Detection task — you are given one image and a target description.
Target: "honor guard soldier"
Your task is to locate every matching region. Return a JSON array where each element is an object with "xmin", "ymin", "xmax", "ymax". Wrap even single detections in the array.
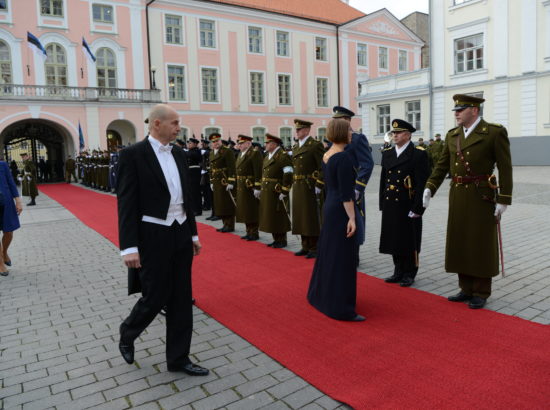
[
  {"xmin": 20, "ymin": 153, "xmax": 38, "ymax": 206},
  {"xmin": 65, "ymin": 155, "xmax": 77, "ymax": 183},
  {"xmin": 109, "ymin": 146, "xmax": 121, "ymax": 193},
  {"xmin": 259, "ymin": 133, "xmax": 293, "ymax": 248},
  {"xmin": 200, "ymin": 139, "xmax": 215, "ymax": 217},
  {"xmin": 291, "ymin": 119, "xmax": 324, "ymax": 259},
  {"xmin": 332, "ymin": 106, "xmax": 374, "ymax": 246},
  {"xmin": 235, "ymin": 135, "xmax": 263, "ymax": 241},
  {"xmin": 379, "ymin": 119, "xmax": 430, "ymax": 287},
  {"xmin": 186, "ymin": 138, "xmax": 203, "ymax": 216},
  {"xmin": 423, "ymin": 94, "xmax": 513, "ymax": 309},
  {"xmin": 209, "ymin": 133, "xmax": 236, "ymax": 232},
  {"xmin": 431, "ymin": 133, "xmax": 444, "ymax": 168}
]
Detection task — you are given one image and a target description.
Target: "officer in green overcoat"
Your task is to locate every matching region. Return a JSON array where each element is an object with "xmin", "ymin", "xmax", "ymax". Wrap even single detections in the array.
[
  {"xmin": 423, "ymin": 94, "xmax": 513, "ymax": 309},
  {"xmin": 235, "ymin": 134, "xmax": 263, "ymax": 241},
  {"xmin": 431, "ymin": 133, "xmax": 444, "ymax": 167},
  {"xmin": 259, "ymin": 133, "xmax": 293, "ymax": 248},
  {"xmin": 209, "ymin": 133, "xmax": 236, "ymax": 232},
  {"xmin": 291, "ymin": 119, "xmax": 324, "ymax": 259},
  {"xmin": 20, "ymin": 153, "xmax": 38, "ymax": 206}
]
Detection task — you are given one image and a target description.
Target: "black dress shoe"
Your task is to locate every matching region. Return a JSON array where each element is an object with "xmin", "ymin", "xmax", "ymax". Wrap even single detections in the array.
[
  {"xmin": 384, "ymin": 275, "xmax": 401, "ymax": 283},
  {"xmin": 160, "ymin": 307, "xmax": 167, "ymax": 316},
  {"xmin": 206, "ymin": 216, "xmax": 214, "ymax": 220},
  {"xmin": 27, "ymin": 201, "xmax": 36, "ymax": 206},
  {"xmin": 240, "ymin": 235, "xmax": 250, "ymax": 240},
  {"xmin": 216, "ymin": 227, "xmax": 224, "ymax": 231},
  {"xmin": 246, "ymin": 235, "xmax": 259, "ymax": 241},
  {"xmin": 468, "ymin": 296, "xmax": 487, "ymax": 309},
  {"xmin": 400, "ymin": 277, "xmax": 414, "ymax": 287},
  {"xmin": 346, "ymin": 314, "xmax": 365, "ymax": 322},
  {"xmin": 267, "ymin": 241, "xmax": 276, "ymax": 247},
  {"xmin": 211, "ymin": 216, "xmax": 221, "ymax": 221},
  {"xmin": 4, "ymin": 259, "xmax": 11, "ymax": 267},
  {"xmin": 294, "ymin": 249, "xmax": 308, "ymax": 256},
  {"xmin": 305, "ymin": 251, "xmax": 317, "ymax": 259},
  {"xmin": 192, "ymin": 298, "xmax": 195, "ymax": 305},
  {"xmin": 220, "ymin": 227, "xmax": 234, "ymax": 233},
  {"xmin": 272, "ymin": 241, "xmax": 287, "ymax": 249},
  {"xmin": 168, "ymin": 362, "xmax": 209, "ymax": 376},
  {"xmin": 119, "ymin": 342, "xmax": 134, "ymax": 364},
  {"xmin": 448, "ymin": 291, "xmax": 473, "ymax": 302}
]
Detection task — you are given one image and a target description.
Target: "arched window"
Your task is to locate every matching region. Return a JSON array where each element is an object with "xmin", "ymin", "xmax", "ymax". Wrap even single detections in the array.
[
  {"xmin": 0, "ymin": 40, "xmax": 12, "ymax": 95},
  {"xmin": 45, "ymin": 43, "xmax": 67, "ymax": 86},
  {"xmin": 252, "ymin": 127, "xmax": 265, "ymax": 144},
  {"xmin": 96, "ymin": 47, "xmax": 117, "ymax": 94}
]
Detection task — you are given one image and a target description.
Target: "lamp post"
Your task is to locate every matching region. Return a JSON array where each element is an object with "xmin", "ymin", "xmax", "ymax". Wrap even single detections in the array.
[{"xmin": 151, "ymin": 66, "xmax": 157, "ymax": 90}]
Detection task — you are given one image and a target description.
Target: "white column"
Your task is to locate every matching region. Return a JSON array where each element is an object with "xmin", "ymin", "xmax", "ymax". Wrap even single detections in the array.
[
  {"xmin": 493, "ymin": 0, "xmax": 508, "ymax": 78},
  {"xmin": 520, "ymin": 78, "xmax": 537, "ymax": 136},
  {"xmin": 341, "ymin": 37, "xmax": 349, "ymax": 108},
  {"xmin": 219, "ymin": 24, "xmax": 231, "ymax": 112},
  {"xmin": 521, "ymin": 0, "xmax": 537, "ymax": 73},
  {"xmin": 544, "ymin": 1, "xmax": 550, "ymax": 69},
  {"xmin": 186, "ymin": 17, "xmax": 200, "ymax": 111},
  {"xmin": 493, "ymin": 82, "xmax": 509, "ymax": 127},
  {"xmin": 430, "ymin": 0, "xmax": 445, "ymax": 87},
  {"xmin": 431, "ymin": 90, "xmax": 446, "ymax": 136},
  {"xmin": 85, "ymin": 106, "xmax": 100, "ymax": 149},
  {"xmin": 130, "ymin": 3, "xmax": 145, "ymax": 89}
]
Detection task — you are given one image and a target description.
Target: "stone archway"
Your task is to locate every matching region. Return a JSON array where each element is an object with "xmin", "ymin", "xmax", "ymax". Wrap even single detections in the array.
[
  {"xmin": 106, "ymin": 119, "xmax": 137, "ymax": 148},
  {"xmin": 1, "ymin": 119, "xmax": 74, "ymax": 182}
]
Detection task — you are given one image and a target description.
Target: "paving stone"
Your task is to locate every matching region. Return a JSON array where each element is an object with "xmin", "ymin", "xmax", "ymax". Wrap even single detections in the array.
[
  {"xmin": 191, "ymin": 390, "xmax": 241, "ymax": 410},
  {"xmin": 267, "ymin": 377, "xmax": 309, "ymax": 399},
  {"xmin": 236, "ymin": 374, "xmax": 279, "ymax": 396},
  {"xmin": 70, "ymin": 378, "xmax": 117, "ymax": 399},
  {"xmin": 23, "ymin": 391, "xmax": 71, "ymax": 410},
  {"xmin": 282, "ymin": 386, "xmax": 324, "ymax": 409},
  {"xmin": 203, "ymin": 372, "xmax": 248, "ymax": 394},
  {"xmin": 158, "ymin": 386, "xmax": 207, "ymax": 409},
  {"xmin": 104, "ymin": 379, "xmax": 150, "ymax": 401},
  {"xmin": 56, "ymin": 392, "xmax": 107, "ymax": 410},
  {"xmin": 128, "ymin": 384, "xmax": 175, "ymax": 407}
]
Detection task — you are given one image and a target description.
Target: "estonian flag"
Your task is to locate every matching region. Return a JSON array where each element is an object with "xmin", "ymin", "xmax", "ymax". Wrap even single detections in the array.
[
  {"xmin": 82, "ymin": 37, "xmax": 96, "ymax": 63},
  {"xmin": 78, "ymin": 121, "xmax": 85, "ymax": 151},
  {"xmin": 27, "ymin": 31, "xmax": 47, "ymax": 59}
]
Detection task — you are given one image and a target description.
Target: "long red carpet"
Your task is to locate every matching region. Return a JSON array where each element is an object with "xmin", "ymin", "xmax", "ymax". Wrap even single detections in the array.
[{"xmin": 40, "ymin": 184, "xmax": 550, "ymax": 409}]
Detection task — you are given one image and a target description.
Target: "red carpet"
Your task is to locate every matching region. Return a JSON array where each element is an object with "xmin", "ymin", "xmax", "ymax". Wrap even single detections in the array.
[{"xmin": 40, "ymin": 184, "xmax": 550, "ymax": 409}]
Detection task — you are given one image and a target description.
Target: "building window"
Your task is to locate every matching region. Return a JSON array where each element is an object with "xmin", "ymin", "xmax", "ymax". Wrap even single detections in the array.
[
  {"xmin": 252, "ymin": 127, "xmax": 265, "ymax": 144},
  {"xmin": 168, "ymin": 65, "xmax": 185, "ymax": 101},
  {"xmin": 41, "ymin": 0, "xmax": 63, "ymax": 16},
  {"xmin": 357, "ymin": 43, "xmax": 367, "ymax": 66},
  {"xmin": 317, "ymin": 127, "xmax": 327, "ymax": 140},
  {"xmin": 199, "ymin": 19, "xmax": 215, "ymax": 48},
  {"xmin": 45, "ymin": 43, "xmax": 67, "ymax": 86},
  {"xmin": 405, "ymin": 100, "xmax": 421, "ymax": 131},
  {"xmin": 399, "ymin": 50, "xmax": 407, "ymax": 71},
  {"xmin": 178, "ymin": 127, "xmax": 188, "ymax": 140},
  {"xmin": 377, "ymin": 104, "xmax": 390, "ymax": 134},
  {"xmin": 316, "ymin": 78, "xmax": 328, "ymax": 107},
  {"xmin": 0, "ymin": 0, "xmax": 7, "ymax": 10},
  {"xmin": 278, "ymin": 74, "xmax": 291, "ymax": 105},
  {"xmin": 165, "ymin": 15, "xmax": 182, "ymax": 44},
  {"xmin": 0, "ymin": 40, "xmax": 12, "ymax": 85},
  {"xmin": 204, "ymin": 127, "xmax": 219, "ymax": 138},
  {"xmin": 96, "ymin": 47, "xmax": 117, "ymax": 89},
  {"xmin": 248, "ymin": 26, "xmax": 262, "ymax": 53},
  {"xmin": 250, "ymin": 72, "xmax": 264, "ymax": 104},
  {"xmin": 315, "ymin": 37, "xmax": 327, "ymax": 61},
  {"xmin": 276, "ymin": 31, "xmax": 289, "ymax": 57},
  {"xmin": 379, "ymin": 47, "xmax": 388, "ymax": 70},
  {"xmin": 201, "ymin": 68, "xmax": 218, "ymax": 102},
  {"xmin": 280, "ymin": 127, "xmax": 292, "ymax": 147},
  {"xmin": 454, "ymin": 33, "xmax": 483, "ymax": 74},
  {"xmin": 93, "ymin": 4, "xmax": 113, "ymax": 23}
]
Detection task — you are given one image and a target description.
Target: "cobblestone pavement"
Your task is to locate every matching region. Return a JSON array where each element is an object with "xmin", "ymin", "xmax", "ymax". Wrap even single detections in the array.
[{"xmin": 1, "ymin": 166, "xmax": 549, "ymax": 409}]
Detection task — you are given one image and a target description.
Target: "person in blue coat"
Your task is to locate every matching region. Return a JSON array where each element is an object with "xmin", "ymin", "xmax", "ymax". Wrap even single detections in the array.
[
  {"xmin": 332, "ymin": 106, "xmax": 374, "ymax": 245},
  {"xmin": 0, "ymin": 160, "xmax": 22, "ymax": 276}
]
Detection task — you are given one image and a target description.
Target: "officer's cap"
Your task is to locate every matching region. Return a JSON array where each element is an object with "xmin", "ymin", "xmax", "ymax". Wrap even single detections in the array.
[
  {"xmin": 391, "ymin": 119, "xmax": 416, "ymax": 133},
  {"xmin": 294, "ymin": 119, "xmax": 313, "ymax": 130},
  {"xmin": 452, "ymin": 94, "xmax": 485, "ymax": 111},
  {"xmin": 228, "ymin": 140, "xmax": 236, "ymax": 146},
  {"xmin": 201, "ymin": 139, "xmax": 210, "ymax": 145},
  {"xmin": 188, "ymin": 138, "xmax": 199, "ymax": 144},
  {"xmin": 221, "ymin": 140, "xmax": 229, "ymax": 146},
  {"xmin": 208, "ymin": 132, "xmax": 222, "ymax": 142},
  {"xmin": 265, "ymin": 133, "xmax": 282, "ymax": 145},
  {"xmin": 332, "ymin": 106, "xmax": 355, "ymax": 118},
  {"xmin": 237, "ymin": 134, "xmax": 252, "ymax": 144}
]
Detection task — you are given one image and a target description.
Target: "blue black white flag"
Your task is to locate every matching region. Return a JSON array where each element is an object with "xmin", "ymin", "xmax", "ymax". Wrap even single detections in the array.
[
  {"xmin": 82, "ymin": 37, "xmax": 96, "ymax": 63},
  {"xmin": 78, "ymin": 121, "xmax": 85, "ymax": 151},
  {"xmin": 27, "ymin": 31, "xmax": 47, "ymax": 60}
]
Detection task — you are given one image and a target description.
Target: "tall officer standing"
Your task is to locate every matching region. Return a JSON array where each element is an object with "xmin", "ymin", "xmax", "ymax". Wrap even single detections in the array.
[
  {"xmin": 186, "ymin": 137, "xmax": 203, "ymax": 216},
  {"xmin": 379, "ymin": 119, "xmax": 430, "ymax": 287},
  {"xmin": 423, "ymin": 94, "xmax": 513, "ymax": 309},
  {"xmin": 209, "ymin": 133, "xmax": 237, "ymax": 232}
]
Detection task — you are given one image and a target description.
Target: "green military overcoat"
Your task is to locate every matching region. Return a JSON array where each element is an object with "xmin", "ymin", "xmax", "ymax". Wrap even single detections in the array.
[
  {"xmin": 235, "ymin": 147, "xmax": 263, "ymax": 223},
  {"xmin": 21, "ymin": 159, "xmax": 38, "ymax": 197},
  {"xmin": 291, "ymin": 137, "xmax": 324, "ymax": 236},
  {"xmin": 431, "ymin": 139, "xmax": 444, "ymax": 168},
  {"xmin": 425, "ymin": 119, "xmax": 513, "ymax": 277},
  {"xmin": 210, "ymin": 145, "xmax": 236, "ymax": 216},
  {"xmin": 259, "ymin": 148, "xmax": 293, "ymax": 233}
]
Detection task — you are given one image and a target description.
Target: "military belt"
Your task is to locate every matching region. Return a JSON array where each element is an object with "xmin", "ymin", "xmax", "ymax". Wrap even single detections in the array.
[
  {"xmin": 236, "ymin": 175, "xmax": 254, "ymax": 180},
  {"xmin": 452, "ymin": 175, "xmax": 490, "ymax": 185},
  {"xmin": 293, "ymin": 174, "xmax": 312, "ymax": 181},
  {"xmin": 211, "ymin": 168, "xmax": 227, "ymax": 174},
  {"xmin": 262, "ymin": 177, "xmax": 279, "ymax": 183}
]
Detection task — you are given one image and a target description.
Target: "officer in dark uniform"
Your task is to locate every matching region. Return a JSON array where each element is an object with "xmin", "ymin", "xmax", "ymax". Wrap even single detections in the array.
[
  {"xmin": 186, "ymin": 137, "xmax": 203, "ymax": 216},
  {"xmin": 200, "ymin": 139, "xmax": 214, "ymax": 217},
  {"xmin": 379, "ymin": 119, "xmax": 430, "ymax": 287},
  {"xmin": 109, "ymin": 146, "xmax": 121, "ymax": 193},
  {"xmin": 209, "ymin": 133, "xmax": 236, "ymax": 232}
]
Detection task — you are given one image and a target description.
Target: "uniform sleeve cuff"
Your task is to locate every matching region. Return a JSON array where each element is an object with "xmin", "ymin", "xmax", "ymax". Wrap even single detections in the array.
[
  {"xmin": 121, "ymin": 247, "xmax": 138, "ymax": 256},
  {"xmin": 192, "ymin": 235, "xmax": 199, "ymax": 242}
]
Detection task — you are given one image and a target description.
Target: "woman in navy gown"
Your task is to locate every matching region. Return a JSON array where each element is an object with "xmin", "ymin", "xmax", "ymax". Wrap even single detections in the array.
[
  {"xmin": 0, "ymin": 160, "xmax": 22, "ymax": 276},
  {"xmin": 307, "ymin": 119, "xmax": 364, "ymax": 322}
]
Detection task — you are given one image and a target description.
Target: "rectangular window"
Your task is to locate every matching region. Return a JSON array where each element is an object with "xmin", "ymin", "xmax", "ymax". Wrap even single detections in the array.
[
  {"xmin": 165, "ymin": 15, "xmax": 182, "ymax": 44},
  {"xmin": 379, "ymin": 47, "xmax": 388, "ymax": 70},
  {"xmin": 248, "ymin": 26, "xmax": 262, "ymax": 53},
  {"xmin": 92, "ymin": 4, "xmax": 113, "ymax": 23},
  {"xmin": 317, "ymin": 127, "xmax": 327, "ymax": 140},
  {"xmin": 377, "ymin": 104, "xmax": 390, "ymax": 134},
  {"xmin": 454, "ymin": 33, "xmax": 483, "ymax": 74},
  {"xmin": 250, "ymin": 72, "xmax": 264, "ymax": 104},
  {"xmin": 205, "ymin": 127, "xmax": 219, "ymax": 137},
  {"xmin": 315, "ymin": 37, "xmax": 327, "ymax": 61},
  {"xmin": 0, "ymin": 0, "xmax": 8, "ymax": 10},
  {"xmin": 316, "ymin": 78, "xmax": 328, "ymax": 107},
  {"xmin": 252, "ymin": 127, "xmax": 266, "ymax": 143},
  {"xmin": 200, "ymin": 19, "xmax": 215, "ymax": 48},
  {"xmin": 278, "ymin": 74, "xmax": 291, "ymax": 105},
  {"xmin": 41, "ymin": 0, "xmax": 63, "ymax": 16},
  {"xmin": 357, "ymin": 43, "xmax": 367, "ymax": 66},
  {"xmin": 405, "ymin": 100, "xmax": 421, "ymax": 131},
  {"xmin": 280, "ymin": 127, "xmax": 292, "ymax": 147},
  {"xmin": 201, "ymin": 68, "xmax": 218, "ymax": 102},
  {"xmin": 399, "ymin": 50, "xmax": 407, "ymax": 71},
  {"xmin": 168, "ymin": 65, "xmax": 185, "ymax": 101},
  {"xmin": 276, "ymin": 31, "xmax": 289, "ymax": 57}
]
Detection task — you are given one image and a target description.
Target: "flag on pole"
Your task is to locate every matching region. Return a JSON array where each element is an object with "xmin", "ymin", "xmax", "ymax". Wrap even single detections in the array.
[
  {"xmin": 78, "ymin": 121, "xmax": 85, "ymax": 151},
  {"xmin": 27, "ymin": 31, "xmax": 47, "ymax": 60},
  {"xmin": 82, "ymin": 37, "xmax": 96, "ymax": 63}
]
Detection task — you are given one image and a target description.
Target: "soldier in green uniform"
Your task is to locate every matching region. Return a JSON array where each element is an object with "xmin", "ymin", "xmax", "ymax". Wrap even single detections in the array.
[
  {"xmin": 65, "ymin": 155, "xmax": 77, "ymax": 183},
  {"xmin": 20, "ymin": 153, "xmax": 38, "ymax": 206},
  {"xmin": 259, "ymin": 133, "xmax": 293, "ymax": 248},
  {"xmin": 209, "ymin": 133, "xmax": 237, "ymax": 232},
  {"xmin": 431, "ymin": 133, "xmax": 444, "ymax": 168},
  {"xmin": 423, "ymin": 94, "xmax": 513, "ymax": 309},
  {"xmin": 416, "ymin": 138, "xmax": 427, "ymax": 149},
  {"xmin": 291, "ymin": 119, "xmax": 324, "ymax": 259},
  {"xmin": 235, "ymin": 135, "xmax": 263, "ymax": 241}
]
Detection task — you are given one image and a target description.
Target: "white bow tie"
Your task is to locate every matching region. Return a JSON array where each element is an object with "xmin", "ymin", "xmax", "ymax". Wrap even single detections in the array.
[{"xmin": 159, "ymin": 145, "xmax": 172, "ymax": 153}]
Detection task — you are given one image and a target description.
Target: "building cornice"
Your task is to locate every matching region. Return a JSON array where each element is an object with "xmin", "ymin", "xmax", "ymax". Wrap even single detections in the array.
[
  {"xmin": 432, "ymin": 70, "xmax": 550, "ymax": 92},
  {"xmin": 448, "ymin": 17, "xmax": 489, "ymax": 32}
]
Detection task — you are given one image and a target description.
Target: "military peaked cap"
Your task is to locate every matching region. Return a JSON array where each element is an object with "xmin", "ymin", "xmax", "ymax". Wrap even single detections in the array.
[
  {"xmin": 237, "ymin": 134, "xmax": 252, "ymax": 144},
  {"xmin": 391, "ymin": 119, "xmax": 416, "ymax": 133},
  {"xmin": 208, "ymin": 132, "xmax": 222, "ymax": 142},
  {"xmin": 188, "ymin": 138, "xmax": 199, "ymax": 144},
  {"xmin": 332, "ymin": 106, "xmax": 355, "ymax": 118},
  {"xmin": 452, "ymin": 94, "xmax": 485, "ymax": 111},
  {"xmin": 294, "ymin": 119, "xmax": 313, "ymax": 129},
  {"xmin": 265, "ymin": 133, "xmax": 282, "ymax": 144}
]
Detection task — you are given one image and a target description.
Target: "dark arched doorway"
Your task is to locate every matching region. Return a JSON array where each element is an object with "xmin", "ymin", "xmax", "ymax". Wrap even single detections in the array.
[
  {"xmin": 1, "ymin": 119, "xmax": 71, "ymax": 182},
  {"xmin": 106, "ymin": 130, "xmax": 122, "ymax": 152}
]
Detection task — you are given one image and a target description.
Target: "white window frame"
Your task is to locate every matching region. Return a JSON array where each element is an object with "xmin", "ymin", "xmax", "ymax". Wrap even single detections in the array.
[
  {"xmin": 200, "ymin": 66, "xmax": 219, "ymax": 104},
  {"xmin": 315, "ymin": 37, "xmax": 328, "ymax": 61},
  {"xmin": 92, "ymin": 3, "xmax": 114, "ymax": 24},
  {"xmin": 252, "ymin": 126, "xmax": 266, "ymax": 143},
  {"xmin": 317, "ymin": 127, "xmax": 327, "ymax": 140},
  {"xmin": 37, "ymin": 0, "xmax": 67, "ymax": 29},
  {"xmin": 377, "ymin": 104, "xmax": 390, "ymax": 134},
  {"xmin": 378, "ymin": 46, "xmax": 388, "ymax": 70},
  {"xmin": 166, "ymin": 64, "xmax": 187, "ymax": 102},
  {"xmin": 277, "ymin": 73, "xmax": 292, "ymax": 106},
  {"xmin": 203, "ymin": 127, "xmax": 221, "ymax": 138},
  {"xmin": 357, "ymin": 43, "xmax": 367, "ymax": 67},
  {"xmin": 398, "ymin": 49, "xmax": 408, "ymax": 72},
  {"xmin": 247, "ymin": 26, "xmax": 263, "ymax": 54},
  {"xmin": 165, "ymin": 14, "xmax": 184, "ymax": 45},
  {"xmin": 199, "ymin": 19, "xmax": 217, "ymax": 49},
  {"xmin": 276, "ymin": 30, "xmax": 290, "ymax": 57},
  {"xmin": 40, "ymin": 0, "xmax": 63, "ymax": 17},
  {"xmin": 279, "ymin": 126, "xmax": 293, "ymax": 147},
  {"xmin": 249, "ymin": 70, "xmax": 265, "ymax": 105},
  {"xmin": 454, "ymin": 33, "xmax": 484, "ymax": 74},
  {"xmin": 405, "ymin": 100, "xmax": 421, "ymax": 131},
  {"xmin": 316, "ymin": 76, "xmax": 329, "ymax": 108},
  {"xmin": 0, "ymin": 0, "xmax": 7, "ymax": 10}
]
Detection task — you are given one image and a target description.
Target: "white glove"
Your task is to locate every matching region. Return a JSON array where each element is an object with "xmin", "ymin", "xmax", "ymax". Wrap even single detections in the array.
[
  {"xmin": 494, "ymin": 203, "xmax": 508, "ymax": 218},
  {"xmin": 226, "ymin": 184, "xmax": 234, "ymax": 191},
  {"xmin": 355, "ymin": 190, "xmax": 361, "ymax": 201},
  {"xmin": 315, "ymin": 187, "xmax": 322, "ymax": 195},
  {"xmin": 278, "ymin": 193, "xmax": 287, "ymax": 201},
  {"xmin": 253, "ymin": 189, "xmax": 261, "ymax": 199},
  {"xmin": 210, "ymin": 184, "xmax": 213, "ymax": 191},
  {"xmin": 422, "ymin": 188, "xmax": 431, "ymax": 208},
  {"xmin": 408, "ymin": 211, "xmax": 421, "ymax": 218}
]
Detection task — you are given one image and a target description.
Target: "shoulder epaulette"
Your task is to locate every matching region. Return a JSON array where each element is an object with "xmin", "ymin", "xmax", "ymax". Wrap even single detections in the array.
[
  {"xmin": 489, "ymin": 122, "xmax": 503, "ymax": 128},
  {"xmin": 382, "ymin": 147, "xmax": 393, "ymax": 152},
  {"xmin": 448, "ymin": 126, "xmax": 459, "ymax": 133},
  {"xmin": 416, "ymin": 146, "xmax": 425, "ymax": 151}
]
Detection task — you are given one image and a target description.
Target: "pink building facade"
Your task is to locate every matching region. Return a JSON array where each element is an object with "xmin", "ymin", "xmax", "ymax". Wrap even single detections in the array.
[{"xmin": 0, "ymin": 0, "xmax": 422, "ymax": 176}]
